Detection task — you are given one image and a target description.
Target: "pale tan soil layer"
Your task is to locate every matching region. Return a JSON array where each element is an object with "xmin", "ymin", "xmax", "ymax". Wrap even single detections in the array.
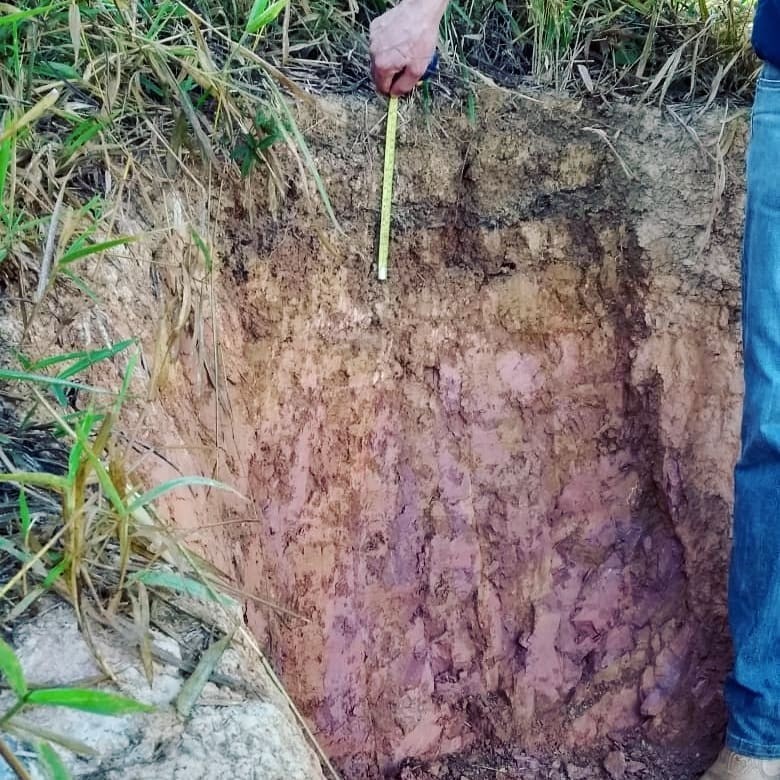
[{"xmin": 5, "ymin": 88, "xmax": 747, "ymax": 778}]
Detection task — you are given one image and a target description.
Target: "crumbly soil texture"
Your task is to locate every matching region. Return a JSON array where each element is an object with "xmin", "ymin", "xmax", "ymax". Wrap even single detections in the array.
[
  {"xmin": 395, "ymin": 737, "xmax": 708, "ymax": 779},
  {"xmin": 6, "ymin": 87, "xmax": 748, "ymax": 779}
]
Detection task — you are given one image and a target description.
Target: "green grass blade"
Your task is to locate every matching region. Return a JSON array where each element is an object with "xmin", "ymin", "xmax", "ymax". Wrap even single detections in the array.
[
  {"xmin": 35, "ymin": 62, "xmax": 80, "ymax": 81},
  {"xmin": 25, "ymin": 347, "xmax": 100, "ymax": 372},
  {"xmin": 447, "ymin": 1, "xmax": 472, "ymax": 24},
  {"xmin": 7, "ymin": 719, "xmax": 97, "ymax": 757},
  {"xmin": 58, "ymin": 269, "xmax": 100, "ymax": 303},
  {"xmin": 0, "ymin": 3, "xmax": 65, "ymax": 26},
  {"xmin": 271, "ymin": 92, "xmax": 341, "ymax": 232},
  {"xmin": 147, "ymin": 1, "xmax": 184, "ymax": 39},
  {"xmin": 4, "ymin": 587, "xmax": 46, "ymax": 624},
  {"xmin": 57, "ymin": 341, "xmax": 136, "ymax": 381},
  {"xmin": 128, "ymin": 570, "xmax": 236, "ymax": 606},
  {"xmin": 70, "ymin": 437, "xmax": 126, "ymax": 518},
  {"xmin": 0, "ymin": 472, "xmax": 69, "ymax": 492},
  {"xmin": 176, "ymin": 633, "xmax": 233, "ymax": 718},
  {"xmin": 36, "ymin": 742, "xmax": 71, "ymax": 780},
  {"xmin": 67, "ymin": 420, "xmax": 87, "ymax": 482},
  {"xmin": 0, "ymin": 369, "xmax": 113, "ymax": 396},
  {"xmin": 247, "ymin": 0, "xmax": 287, "ymax": 33},
  {"xmin": 114, "ymin": 349, "xmax": 140, "ymax": 416},
  {"xmin": 25, "ymin": 688, "xmax": 154, "ymax": 716},
  {"xmin": 58, "ymin": 236, "xmax": 137, "ymax": 267},
  {"xmin": 0, "ymin": 136, "xmax": 12, "ymax": 205},
  {"xmin": 190, "ymin": 229, "xmax": 213, "ymax": 272},
  {"xmin": 18, "ymin": 489, "xmax": 31, "ymax": 540},
  {"xmin": 127, "ymin": 476, "xmax": 245, "ymax": 512},
  {"xmin": 29, "ymin": 339, "xmax": 135, "ymax": 372},
  {"xmin": 62, "ymin": 118, "xmax": 106, "ymax": 162},
  {"xmin": 41, "ymin": 557, "xmax": 68, "ymax": 589},
  {"xmin": 246, "ymin": 0, "xmax": 269, "ymax": 25},
  {"xmin": 0, "ymin": 637, "xmax": 27, "ymax": 698},
  {"xmin": 68, "ymin": 409, "xmax": 101, "ymax": 480},
  {"xmin": 0, "ymin": 537, "xmax": 33, "ymax": 565}
]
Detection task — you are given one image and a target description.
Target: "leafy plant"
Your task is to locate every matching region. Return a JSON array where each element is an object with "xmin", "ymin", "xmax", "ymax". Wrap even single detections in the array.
[
  {"xmin": 0, "ymin": 353, "xmax": 252, "ymax": 774},
  {"xmin": 0, "ymin": 357, "xmax": 245, "ymax": 614},
  {"xmin": 231, "ymin": 109, "xmax": 286, "ymax": 177},
  {"xmin": 17, "ymin": 340, "xmax": 137, "ymax": 407}
]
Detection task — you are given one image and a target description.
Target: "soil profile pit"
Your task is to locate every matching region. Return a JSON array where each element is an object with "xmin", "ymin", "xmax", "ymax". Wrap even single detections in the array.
[{"xmin": 75, "ymin": 90, "xmax": 747, "ymax": 778}]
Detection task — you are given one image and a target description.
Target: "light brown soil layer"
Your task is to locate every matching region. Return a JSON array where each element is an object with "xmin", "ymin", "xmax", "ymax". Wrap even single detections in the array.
[{"xmin": 7, "ymin": 88, "xmax": 748, "ymax": 778}]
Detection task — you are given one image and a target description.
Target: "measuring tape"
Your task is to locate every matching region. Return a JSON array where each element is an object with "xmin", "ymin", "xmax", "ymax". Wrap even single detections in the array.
[
  {"xmin": 376, "ymin": 54, "xmax": 438, "ymax": 282},
  {"xmin": 377, "ymin": 95, "xmax": 398, "ymax": 282}
]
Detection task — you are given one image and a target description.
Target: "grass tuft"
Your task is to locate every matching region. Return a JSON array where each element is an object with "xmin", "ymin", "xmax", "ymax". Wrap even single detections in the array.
[{"xmin": 436, "ymin": 0, "xmax": 757, "ymax": 97}]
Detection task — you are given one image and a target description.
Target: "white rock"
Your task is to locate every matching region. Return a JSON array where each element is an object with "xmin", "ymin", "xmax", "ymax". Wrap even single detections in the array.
[{"xmin": 2, "ymin": 603, "xmax": 325, "ymax": 779}]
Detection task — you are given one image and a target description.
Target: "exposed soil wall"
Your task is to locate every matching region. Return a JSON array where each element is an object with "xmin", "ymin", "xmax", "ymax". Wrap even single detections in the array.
[{"xmin": 7, "ymin": 88, "xmax": 748, "ymax": 778}]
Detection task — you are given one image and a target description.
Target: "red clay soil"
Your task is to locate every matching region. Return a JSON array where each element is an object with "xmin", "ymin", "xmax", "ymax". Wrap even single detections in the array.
[
  {"xmin": 11, "ymin": 88, "xmax": 748, "ymax": 778},
  {"xmin": 225, "ymin": 93, "xmax": 744, "ymax": 778}
]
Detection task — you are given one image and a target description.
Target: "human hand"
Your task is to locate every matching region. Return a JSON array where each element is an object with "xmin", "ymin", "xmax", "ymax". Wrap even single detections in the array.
[{"xmin": 369, "ymin": 0, "xmax": 446, "ymax": 96}]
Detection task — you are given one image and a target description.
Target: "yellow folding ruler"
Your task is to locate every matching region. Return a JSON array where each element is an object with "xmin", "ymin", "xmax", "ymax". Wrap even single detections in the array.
[
  {"xmin": 377, "ymin": 94, "xmax": 399, "ymax": 282},
  {"xmin": 376, "ymin": 54, "xmax": 438, "ymax": 282}
]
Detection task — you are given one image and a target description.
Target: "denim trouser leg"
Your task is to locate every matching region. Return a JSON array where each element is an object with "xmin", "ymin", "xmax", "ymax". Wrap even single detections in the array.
[{"xmin": 725, "ymin": 62, "xmax": 780, "ymax": 759}]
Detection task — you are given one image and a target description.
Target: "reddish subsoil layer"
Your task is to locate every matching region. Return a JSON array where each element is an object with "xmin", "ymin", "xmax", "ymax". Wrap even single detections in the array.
[{"xmin": 209, "ymin": 92, "xmax": 744, "ymax": 778}]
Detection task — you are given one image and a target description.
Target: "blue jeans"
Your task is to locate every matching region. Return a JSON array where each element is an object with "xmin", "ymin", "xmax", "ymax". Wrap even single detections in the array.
[{"xmin": 725, "ymin": 61, "xmax": 780, "ymax": 758}]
